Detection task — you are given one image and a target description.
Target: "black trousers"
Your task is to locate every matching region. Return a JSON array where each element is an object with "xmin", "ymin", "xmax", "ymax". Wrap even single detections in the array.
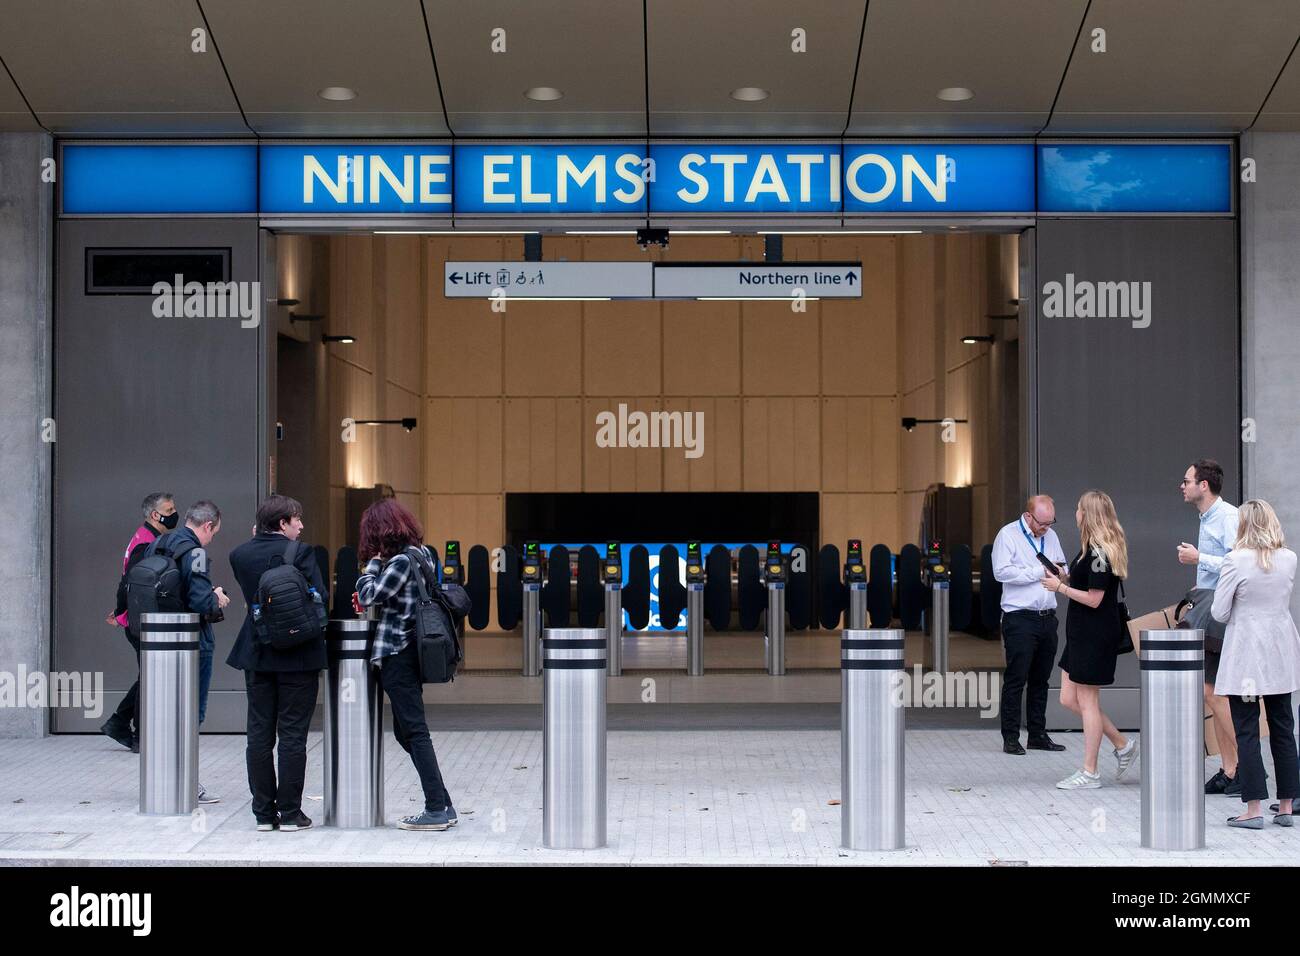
[
  {"xmin": 380, "ymin": 641, "xmax": 451, "ymax": 813},
  {"xmin": 1000, "ymin": 610, "xmax": 1059, "ymax": 741},
  {"xmin": 1228, "ymin": 692, "xmax": 1300, "ymax": 804},
  {"xmin": 111, "ymin": 630, "xmax": 141, "ymax": 731},
  {"xmin": 244, "ymin": 669, "xmax": 319, "ymax": 822}
]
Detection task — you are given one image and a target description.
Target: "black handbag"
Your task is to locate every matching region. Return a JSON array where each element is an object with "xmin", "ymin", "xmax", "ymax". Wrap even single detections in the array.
[
  {"xmin": 1180, "ymin": 586, "xmax": 1226, "ymax": 652},
  {"xmin": 405, "ymin": 547, "xmax": 462, "ymax": 684},
  {"xmin": 1116, "ymin": 579, "xmax": 1134, "ymax": 655}
]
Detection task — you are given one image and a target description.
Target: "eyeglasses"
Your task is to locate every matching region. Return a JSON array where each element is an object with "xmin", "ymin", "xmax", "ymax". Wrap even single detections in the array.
[
  {"xmin": 1179, "ymin": 479, "xmax": 1199, "ymax": 487},
  {"xmin": 1029, "ymin": 516, "xmax": 1055, "ymax": 527}
]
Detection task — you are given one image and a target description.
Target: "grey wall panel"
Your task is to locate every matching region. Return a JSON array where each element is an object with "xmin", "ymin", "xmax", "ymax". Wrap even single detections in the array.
[
  {"xmin": 1034, "ymin": 218, "xmax": 1239, "ymax": 729},
  {"xmin": 54, "ymin": 218, "xmax": 263, "ymax": 732}
]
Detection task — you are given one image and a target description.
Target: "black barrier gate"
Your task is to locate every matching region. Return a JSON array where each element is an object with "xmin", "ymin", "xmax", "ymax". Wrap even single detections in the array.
[
  {"xmin": 331, "ymin": 545, "xmax": 359, "ymax": 619},
  {"xmin": 542, "ymin": 544, "xmax": 571, "ymax": 628},
  {"xmin": 576, "ymin": 544, "xmax": 602, "ymax": 627},
  {"xmin": 898, "ymin": 544, "xmax": 924, "ymax": 631},
  {"xmin": 787, "ymin": 543, "xmax": 811, "ymax": 630},
  {"xmin": 979, "ymin": 543, "xmax": 1001, "ymax": 638},
  {"xmin": 624, "ymin": 544, "xmax": 650, "ymax": 631},
  {"xmin": 496, "ymin": 545, "xmax": 522, "ymax": 631},
  {"xmin": 704, "ymin": 544, "xmax": 731, "ymax": 631},
  {"xmin": 950, "ymin": 543, "xmax": 973, "ymax": 632},
  {"xmin": 737, "ymin": 544, "xmax": 762, "ymax": 631},
  {"xmin": 658, "ymin": 545, "xmax": 687, "ymax": 629},
  {"xmin": 867, "ymin": 544, "xmax": 892, "ymax": 628},
  {"xmin": 818, "ymin": 543, "xmax": 846, "ymax": 629},
  {"xmin": 467, "ymin": 545, "xmax": 490, "ymax": 630}
]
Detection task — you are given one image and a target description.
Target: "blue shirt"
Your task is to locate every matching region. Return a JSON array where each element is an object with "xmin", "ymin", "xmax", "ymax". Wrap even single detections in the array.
[{"xmin": 1196, "ymin": 497, "xmax": 1239, "ymax": 589}]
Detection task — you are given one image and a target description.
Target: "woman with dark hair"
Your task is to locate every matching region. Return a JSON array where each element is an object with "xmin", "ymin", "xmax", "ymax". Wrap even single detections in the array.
[{"xmin": 355, "ymin": 498, "xmax": 455, "ymax": 832}]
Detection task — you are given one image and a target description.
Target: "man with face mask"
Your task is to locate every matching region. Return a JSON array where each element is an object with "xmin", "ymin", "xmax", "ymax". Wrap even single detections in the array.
[{"xmin": 101, "ymin": 492, "xmax": 179, "ymax": 751}]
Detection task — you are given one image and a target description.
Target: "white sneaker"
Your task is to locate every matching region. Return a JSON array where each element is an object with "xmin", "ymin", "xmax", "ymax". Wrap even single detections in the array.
[
  {"xmin": 1114, "ymin": 739, "xmax": 1139, "ymax": 779},
  {"xmin": 197, "ymin": 782, "xmax": 220, "ymax": 805},
  {"xmin": 1056, "ymin": 769, "xmax": 1101, "ymax": 790}
]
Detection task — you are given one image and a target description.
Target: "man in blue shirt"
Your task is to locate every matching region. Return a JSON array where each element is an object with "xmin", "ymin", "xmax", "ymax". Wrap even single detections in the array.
[{"xmin": 1178, "ymin": 458, "xmax": 1241, "ymax": 794}]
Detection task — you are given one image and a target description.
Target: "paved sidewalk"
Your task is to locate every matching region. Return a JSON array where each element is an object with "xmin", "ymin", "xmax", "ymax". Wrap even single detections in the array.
[{"xmin": 0, "ymin": 729, "xmax": 1293, "ymax": 866}]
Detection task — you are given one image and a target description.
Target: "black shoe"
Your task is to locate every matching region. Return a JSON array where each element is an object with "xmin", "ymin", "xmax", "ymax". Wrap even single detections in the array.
[
  {"xmin": 1205, "ymin": 769, "xmax": 1230, "ymax": 794},
  {"xmin": 1003, "ymin": 738, "xmax": 1026, "ymax": 755},
  {"xmin": 1223, "ymin": 774, "xmax": 1242, "ymax": 796},
  {"xmin": 1027, "ymin": 735, "xmax": 1066, "ymax": 752},
  {"xmin": 279, "ymin": 811, "xmax": 313, "ymax": 832},
  {"xmin": 130, "ymin": 735, "xmax": 139, "ymax": 753},
  {"xmin": 99, "ymin": 715, "xmax": 134, "ymax": 751}
]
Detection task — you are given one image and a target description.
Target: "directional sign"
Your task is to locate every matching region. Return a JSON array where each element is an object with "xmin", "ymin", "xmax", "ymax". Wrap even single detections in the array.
[
  {"xmin": 652, "ymin": 263, "xmax": 861, "ymax": 299},
  {"xmin": 444, "ymin": 261, "xmax": 653, "ymax": 298}
]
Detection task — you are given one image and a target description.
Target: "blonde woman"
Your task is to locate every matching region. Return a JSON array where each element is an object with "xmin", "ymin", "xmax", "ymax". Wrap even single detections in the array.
[
  {"xmin": 1042, "ymin": 490, "xmax": 1137, "ymax": 789},
  {"xmin": 1210, "ymin": 499, "xmax": 1300, "ymax": 829}
]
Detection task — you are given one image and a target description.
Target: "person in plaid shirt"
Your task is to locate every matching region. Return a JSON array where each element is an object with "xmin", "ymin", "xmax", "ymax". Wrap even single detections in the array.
[{"xmin": 356, "ymin": 499, "xmax": 456, "ymax": 832}]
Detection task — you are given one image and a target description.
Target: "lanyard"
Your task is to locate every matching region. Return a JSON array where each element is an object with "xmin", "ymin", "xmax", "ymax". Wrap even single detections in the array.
[{"xmin": 1020, "ymin": 518, "xmax": 1044, "ymax": 554}]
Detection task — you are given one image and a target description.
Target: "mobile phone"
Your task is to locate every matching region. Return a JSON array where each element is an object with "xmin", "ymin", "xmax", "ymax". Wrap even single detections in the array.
[{"xmin": 1034, "ymin": 551, "xmax": 1063, "ymax": 575}]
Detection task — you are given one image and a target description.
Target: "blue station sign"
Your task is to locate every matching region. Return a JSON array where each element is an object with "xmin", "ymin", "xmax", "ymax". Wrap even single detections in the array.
[{"xmin": 59, "ymin": 141, "xmax": 1232, "ymax": 217}]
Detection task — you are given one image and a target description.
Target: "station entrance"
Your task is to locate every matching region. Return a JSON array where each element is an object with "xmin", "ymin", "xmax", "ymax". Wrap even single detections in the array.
[{"xmin": 267, "ymin": 228, "xmax": 1023, "ymax": 701}]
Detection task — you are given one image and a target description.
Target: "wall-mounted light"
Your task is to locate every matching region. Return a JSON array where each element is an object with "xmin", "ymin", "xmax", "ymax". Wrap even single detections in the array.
[
  {"xmin": 276, "ymin": 297, "xmax": 300, "ymax": 307},
  {"xmin": 322, "ymin": 334, "xmax": 356, "ymax": 344},
  {"xmin": 289, "ymin": 312, "xmax": 324, "ymax": 325},
  {"xmin": 986, "ymin": 313, "xmax": 1017, "ymax": 321},
  {"xmin": 901, "ymin": 417, "xmax": 969, "ymax": 432},
  {"xmin": 961, "ymin": 334, "xmax": 995, "ymax": 345},
  {"xmin": 353, "ymin": 418, "xmax": 418, "ymax": 432}
]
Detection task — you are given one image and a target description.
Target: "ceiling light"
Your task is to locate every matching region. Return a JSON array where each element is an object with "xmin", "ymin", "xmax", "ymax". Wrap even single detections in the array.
[
  {"xmin": 322, "ymin": 334, "xmax": 356, "ymax": 344},
  {"xmin": 318, "ymin": 87, "xmax": 357, "ymax": 101},
  {"xmin": 937, "ymin": 87, "xmax": 974, "ymax": 102},
  {"xmin": 565, "ymin": 231, "xmax": 639, "ymax": 235},
  {"xmin": 731, "ymin": 87, "xmax": 770, "ymax": 102},
  {"xmin": 961, "ymin": 335, "xmax": 995, "ymax": 345},
  {"xmin": 525, "ymin": 86, "xmax": 563, "ymax": 101},
  {"xmin": 372, "ymin": 230, "xmax": 534, "ymax": 235},
  {"xmin": 757, "ymin": 230, "xmax": 922, "ymax": 235},
  {"xmin": 672, "ymin": 230, "xmax": 731, "ymax": 235}
]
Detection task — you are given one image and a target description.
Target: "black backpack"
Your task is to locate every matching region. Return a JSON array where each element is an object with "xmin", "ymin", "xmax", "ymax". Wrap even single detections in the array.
[
  {"xmin": 114, "ymin": 539, "xmax": 154, "ymax": 622},
  {"xmin": 125, "ymin": 538, "xmax": 198, "ymax": 633},
  {"xmin": 405, "ymin": 547, "xmax": 468, "ymax": 684},
  {"xmin": 252, "ymin": 541, "xmax": 327, "ymax": 650}
]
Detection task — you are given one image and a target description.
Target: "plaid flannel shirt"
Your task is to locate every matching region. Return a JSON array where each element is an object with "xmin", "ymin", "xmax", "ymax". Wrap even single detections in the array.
[{"xmin": 356, "ymin": 552, "xmax": 419, "ymax": 663}]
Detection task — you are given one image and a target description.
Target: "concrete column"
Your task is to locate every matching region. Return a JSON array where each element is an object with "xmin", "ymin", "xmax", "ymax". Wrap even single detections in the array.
[
  {"xmin": 1241, "ymin": 131, "xmax": 1300, "ymax": 620},
  {"xmin": 0, "ymin": 132, "xmax": 53, "ymax": 737}
]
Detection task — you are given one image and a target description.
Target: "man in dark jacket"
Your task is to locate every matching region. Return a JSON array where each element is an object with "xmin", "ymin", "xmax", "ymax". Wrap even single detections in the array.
[
  {"xmin": 227, "ymin": 495, "xmax": 327, "ymax": 832},
  {"xmin": 145, "ymin": 499, "xmax": 228, "ymax": 803}
]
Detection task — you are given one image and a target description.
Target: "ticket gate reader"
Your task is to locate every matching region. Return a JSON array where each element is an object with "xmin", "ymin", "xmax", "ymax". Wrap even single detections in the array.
[
  {"xmin": 923, "ymin": 540, "xmax": 950, "ymax": 674},
  {"xmin": 602, "ymin": 542, "xmax": 623, "ymax": 677},
  {"xmin": 845, "ymin": 539, "xmax": 867, "ymax": 630},
  {"xmin": 522, "ymin": 540, "xmax": 543, "ymax": 676},
  {"xmin": 686, "ymin": 540, "xmax": 705, "ymax": 676},
  {"xmin": 763, "ymin": 541, "xmax": 787, "ymax": 675},
  {"xmin": 441, "ymin": 539, "xmax": 467, "ymax": 657}
]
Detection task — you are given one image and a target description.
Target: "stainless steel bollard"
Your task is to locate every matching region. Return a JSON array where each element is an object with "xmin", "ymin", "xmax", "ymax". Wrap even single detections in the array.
[
  {"xmin": 604, "ymin": 583, "xmax": 623, "ymax": 677},
  {"xmin": 848, "ymin": 581, "xmax": 867, "ymax": 630},
  {"xmin": 138, "ymin": 612, "xmax": 200, "ymax": 816},
  {"xmin": 323, "ymin": 619, "xmax": 384, "ymax": 828},
  {"xmin": 522, "ymin": 581, "xmax": 542, "ymax": 676},
  {"xmin": 765, "ymin": 582, "xmax": 786, "ymax": 676},
  {"xmin": 924, "ymin": 579, "xmax": 950, "ymax": 674},
  {"xmin": 841, "ymin": 628, "xmax": 906, "ymax": 850},
  {"xmin": 1141, "ymin": 628, "xmax": 1205, "ymax": 850},
  {"xmin": 687, "ymin": 583, "xmax": 704, "ymax": 676},
  {"xmin": 543, "ymin": 628, "xmax": 607, "ymax": 849}
]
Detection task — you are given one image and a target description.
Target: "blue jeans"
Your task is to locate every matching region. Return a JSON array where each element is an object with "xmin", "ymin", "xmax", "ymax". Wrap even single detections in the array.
[{"xmin": 198, "ymin": 635, "xmax": 214, "ymax": 725}]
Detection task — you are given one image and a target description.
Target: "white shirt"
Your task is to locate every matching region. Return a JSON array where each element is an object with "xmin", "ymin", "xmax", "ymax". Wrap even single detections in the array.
[
  {"xmin": 991, "ymin": 516, "xmax": 1068, "ymax": 613},
  {"xmin": 1196, "ymin": 497, "xmax": 1239, "ymax": 590}
]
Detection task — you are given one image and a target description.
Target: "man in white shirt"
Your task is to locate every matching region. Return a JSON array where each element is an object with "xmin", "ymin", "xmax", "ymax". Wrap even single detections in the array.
[
  {"xmin": 1178, "ymin": 458, "xmax": 1242, "ymax": 795},
  {"xmin": 992, "ymin": 495, "xmax": 1069, "ymax": 755}
]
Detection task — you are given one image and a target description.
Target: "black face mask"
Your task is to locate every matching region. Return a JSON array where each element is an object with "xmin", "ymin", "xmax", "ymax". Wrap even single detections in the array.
[{"xmin": 157, "ymin": 512, "xmax": 179, "ymax": 531}]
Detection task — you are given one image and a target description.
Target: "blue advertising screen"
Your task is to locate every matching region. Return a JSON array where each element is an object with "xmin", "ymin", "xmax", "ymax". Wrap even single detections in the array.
[
  {"xmin": 1037, "ymin": 143, "xmax": 1232, "ymax": 213},
  {"xmin": 62, "ymin": 143, "xmax": 257, "ymax": 214}
]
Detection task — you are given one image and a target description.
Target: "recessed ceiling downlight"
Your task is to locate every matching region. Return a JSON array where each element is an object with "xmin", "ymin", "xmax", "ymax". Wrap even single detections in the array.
[
  {"xmin": 937, "ymin": 87, "xmax": 974, "ymax": 102},
  {"xmin": 319, "ymin": 87, "xmax": 357, "ymax": 101},
  {"xmin": 731, "ymin": 87, "xmax": 770, "ymax": 102},
  {"xmin": 525, "ymin": 86, "xmax": 564, "ymax": 101}
]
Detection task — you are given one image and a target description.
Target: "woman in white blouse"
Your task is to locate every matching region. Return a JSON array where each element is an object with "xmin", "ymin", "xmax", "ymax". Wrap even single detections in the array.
[{"xmin": 1211, "ymin": 499, "xmax": 1300, "ymax": 829}]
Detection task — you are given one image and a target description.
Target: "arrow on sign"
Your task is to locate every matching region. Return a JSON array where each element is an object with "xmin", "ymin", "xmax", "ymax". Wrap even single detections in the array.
[
  {"xmin": 845, "ymin": 271, "xmax": 858, "ymax": 284},
  {"xmin": 449, "ymin": 272, "xmax": 462, "ymax": 284}
]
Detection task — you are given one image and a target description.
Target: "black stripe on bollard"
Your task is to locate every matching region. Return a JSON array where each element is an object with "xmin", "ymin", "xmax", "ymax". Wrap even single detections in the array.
[
  {"xmin": 330, "ymin": 649, "xmax": 371, "ymax": 659},
  {"xmin": 138, "ymin": 640, "xmax": 200, "ymax": 650},
  {"xmin": 1140, "ymin": 639, "xmax": 1204, "ymax": 651},
  {"xmin": 139, "ymin": 621, "xmax": 200, "ymax": 633},
  {"xmin": 1139, "ymin": 659, "xmax": 1204, "ymax": 670},
  {"xmin": 841, "ymin": 659, "xmax": 905, "ymax": 670},
  {"xmin": 543, "ymin": 659, "xmax": 607, "ymax": 669},
  {"xmin": 542, "ymin": 639, "xmax": 607, "ymax": 650},
  {"xmin": 841, "ymin": 638, "xmax": 905, "ymax": 650}
]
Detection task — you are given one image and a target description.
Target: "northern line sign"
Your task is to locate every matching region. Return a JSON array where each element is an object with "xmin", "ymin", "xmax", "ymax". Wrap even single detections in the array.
[
  {"xmin": 442, "ymin": 262, "xmax": 863, "ymax": 300},
  {"xmin": 60, "ymin": 141, "xmax": 1233, "ymax": 216}
]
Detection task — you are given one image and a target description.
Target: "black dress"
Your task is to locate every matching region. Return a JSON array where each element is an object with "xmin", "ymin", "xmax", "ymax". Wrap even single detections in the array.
[{"xmin": 1058, "ymin": 547, "xmax": 1122, "ymax": 686}]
